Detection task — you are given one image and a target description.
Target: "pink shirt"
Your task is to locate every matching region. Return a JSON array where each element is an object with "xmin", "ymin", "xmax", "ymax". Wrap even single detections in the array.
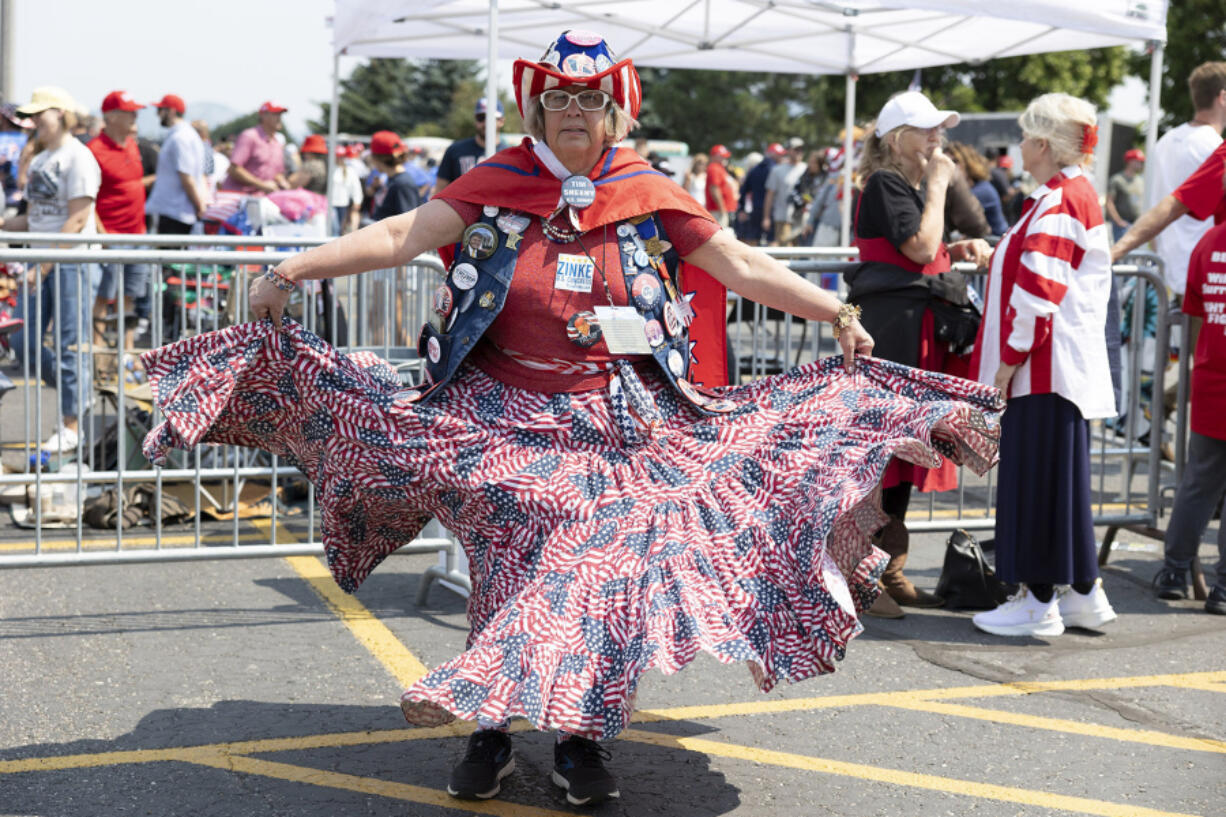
[{"xmin": 220, "ymin": 126, "xmax": 284, "ymax": 193}]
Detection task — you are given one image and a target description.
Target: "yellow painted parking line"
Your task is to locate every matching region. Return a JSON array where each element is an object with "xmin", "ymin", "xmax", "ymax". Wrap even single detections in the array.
[
  {"xmin": 0, "ymin": 533, "xmax": 270, "ymax": 553},
  {"xmin": 185, "ymin": 751, "xmax": 573, "ymax": 817},
  {"xmin": 252, "ymin": 521, "xmax": 430, "ymax": 688},
  {"xmin": 620, "ymin": 730, "xmax": 1206, "ymax": 817},
  {"xmin": 883, "ymin": 699, "xmax": 1226, "ymax": 755},
  {"xmin": 0, "ymin": 723, "xmax": 486, "ymax": 776},
  {"xmin": 1167, "ymin": 681, "xmax": 1226, "ymax": 694},
  {"xmin": 638, "ymin": 670, "xmax": 1226, "ymax": 723}
]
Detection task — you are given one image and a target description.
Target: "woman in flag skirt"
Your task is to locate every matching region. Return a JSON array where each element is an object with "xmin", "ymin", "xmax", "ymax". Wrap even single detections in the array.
[
  {"xmin": 969, "ymin": 93, "xmax": 1119, "ymax": 638},
  {"xmin": 141, "ymin": 32, "xmax": 1002, "ymax": 805}
]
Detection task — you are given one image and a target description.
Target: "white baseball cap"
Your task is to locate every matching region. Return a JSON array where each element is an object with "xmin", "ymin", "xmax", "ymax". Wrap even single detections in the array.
[{"xmin": 874, "ymin": 91, "xmax": 959, "ymax": 137}]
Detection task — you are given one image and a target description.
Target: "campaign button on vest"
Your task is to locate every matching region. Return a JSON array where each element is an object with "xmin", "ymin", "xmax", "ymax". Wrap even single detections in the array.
[
  {"xmin": 452, "ymin": 263, "xmax": 479, "ymax": 290},
  {"xmin": 462, "ymin": 223, "xmax": 499, "ymax": 260}
]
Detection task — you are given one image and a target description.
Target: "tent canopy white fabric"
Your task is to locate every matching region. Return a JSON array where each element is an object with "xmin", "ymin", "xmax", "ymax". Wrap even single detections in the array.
[
  {"xmin": 326, "ymin": 1, "xmax": 1169, "ymax": 242},
  {"xmin": 334, "ymin": 1, "xmax": 1167, "ymax": 73}
]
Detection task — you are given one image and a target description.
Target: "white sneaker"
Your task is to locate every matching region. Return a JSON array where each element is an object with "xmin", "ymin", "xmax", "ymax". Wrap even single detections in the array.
[
  {"xmin": 973, "ymin": 586, "xmax": 1064, "ymax": 637},
  {"xmin": 40, "ymin": 425, "xmax": 80, "ymax": 454},
  {"xmin": 1057, "ymin": 579, "xmax": 1117, "ymax": 629}
]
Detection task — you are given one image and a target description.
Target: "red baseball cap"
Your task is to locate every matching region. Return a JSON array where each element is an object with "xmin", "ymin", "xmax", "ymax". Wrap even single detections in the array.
[
  {"xmin": 370, "ymin": 130, "xmax": 406, "ymax": 156},
  {"xmin": 300, "ymin": 134, "xmax": 328, "ymax": 155},
  {"xmin": 766, "ymin": 142, "xmax": 786, "ymax": 157},
  {"xmin": 997, "ymin": 155, "xmax": 1014, "ymax": 169},
  {"xmin": 709, "ymin": 144, "xmax": 732, "ymax": 159},
  {"xmin": 101, "ymin": 90, "xmax": 144, "ymax": 113},
  {"xmin": 259, "ymin": 101, "xmax": 288, "ymax": 114},
  {"xmin": 151, "ymin": 94, "xmax": 186, "ymax": 114},
  {"xmin": 1123, "ymin": 148, "xmax": 1146, "ymax": 163}
]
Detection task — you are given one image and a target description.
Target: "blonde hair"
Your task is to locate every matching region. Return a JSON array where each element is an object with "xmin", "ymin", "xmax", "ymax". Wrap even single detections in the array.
[
  {"xmin": 523, "ymin": 95, "xmax": 634, "ymax": 147},
  {"xmin": 856, "ymin": 122, "xmax": 937, "ymax": 187},
  {"xmin": 1018, "ymin": 93, "xmax": 1098, "ymax": 169},
  {"xmin": 30, "ymin": 108, "xmax": 78, "ymax": 157}
]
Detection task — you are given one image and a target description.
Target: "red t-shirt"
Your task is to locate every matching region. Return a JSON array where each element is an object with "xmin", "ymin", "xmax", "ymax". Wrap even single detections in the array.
[
  {"xmin": 440, "ymin": 199, "xmax": 720, "ymax": 392},
  {"xmin": 87, "ymin": 132, "xmax": 146, "ymax": 234},
  {"xmin": 1173, "ymin": 141, "xmax": 1226, "ymax": 226},
  {"xmin": 705, "ymin": 162, "xmax": 736, "ymax": 213},
  {"xmin": 1183, "ymin": 221, "xmax": 1226, "ymax": 440}
]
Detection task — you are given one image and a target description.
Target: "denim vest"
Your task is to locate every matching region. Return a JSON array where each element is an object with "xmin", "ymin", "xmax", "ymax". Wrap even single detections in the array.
[{"xmin": 405, "ymin": 208, "xmax": 730, "ymax": 416}]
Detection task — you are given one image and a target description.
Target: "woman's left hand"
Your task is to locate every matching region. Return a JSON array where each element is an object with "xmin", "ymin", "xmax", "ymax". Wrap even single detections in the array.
[
  {"xmin": 993, "ymin": 362, "xmax": 1018, "ymax": 393},
  {"xmin": 839, "ymin": 319, "xmax": 874, "ymax": 373},
  {"xmin": 950, "ymin": 238, "xmax": 993, "ymax": 268}
]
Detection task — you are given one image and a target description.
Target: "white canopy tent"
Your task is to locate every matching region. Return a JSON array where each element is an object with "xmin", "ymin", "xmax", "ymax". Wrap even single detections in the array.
[{"xmin": 328, "ymin": 1, "xmax": 1169, "ymax": 242}]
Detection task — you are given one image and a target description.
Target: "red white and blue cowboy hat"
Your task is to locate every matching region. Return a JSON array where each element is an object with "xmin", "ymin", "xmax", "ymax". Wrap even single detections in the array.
[{"xmin": 512, "ymin": 30, "xmax": 642, "ymax": 120}]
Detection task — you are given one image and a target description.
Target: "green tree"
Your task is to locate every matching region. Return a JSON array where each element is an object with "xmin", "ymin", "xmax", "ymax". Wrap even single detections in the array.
[
  {"xmin": 636, "ymin": 48, "xmax": 1130, "ymax": 155},
  {"xmin": 1131, "ymin": 1, "xmax": 1226, "ymax": 131},
  {"xmin": 309, "ymin": 58, "xmax": 497, "ymax": 138},
  {"xmin": 212, "ymin": 112, "xmax": 259, "ymax": 143}
]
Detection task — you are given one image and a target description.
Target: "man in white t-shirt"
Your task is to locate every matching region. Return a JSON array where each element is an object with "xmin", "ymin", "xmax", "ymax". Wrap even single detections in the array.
[
  {"xmin": 1147, "ymin": 62, "xmax": 1226, "ymax": 294},
  {"xmin": 762, "ymin": 137, "xmax": 805, "ymax": 246},
  {"xmin": 146, "ymin": 94, "xmax": 207, "ymax": 234},
  {"xmin": 0, "ymin": 87, "xmax": 101, "ymax": 452}
]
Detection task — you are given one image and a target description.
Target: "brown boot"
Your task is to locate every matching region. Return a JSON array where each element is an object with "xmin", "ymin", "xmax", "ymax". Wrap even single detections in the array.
[
  {"xmin": 876, "ymin": 518, "xmax": 944, "ymax": 608},
  {"xmin": 865, "ymin": 585, "xmax": 904, "ymax": 618}
]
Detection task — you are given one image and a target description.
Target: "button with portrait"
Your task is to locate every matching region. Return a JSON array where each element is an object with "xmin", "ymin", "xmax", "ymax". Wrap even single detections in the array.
[{"xmin": 462, "ymin": 223, "xmax": 499, "ymax": 260}]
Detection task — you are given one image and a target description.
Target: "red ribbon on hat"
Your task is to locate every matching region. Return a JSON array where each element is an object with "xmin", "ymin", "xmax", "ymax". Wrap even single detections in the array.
[{"xmin": 1080, "ymin": 123, "xmax": 1098, "ymax": 153}]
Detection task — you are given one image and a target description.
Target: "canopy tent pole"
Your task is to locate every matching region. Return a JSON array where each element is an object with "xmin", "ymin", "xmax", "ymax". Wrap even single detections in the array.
[
  {"xmin": 1143, "ymin": 39, "xmax": 1164, "ymax": 197},
  {"xmin": 840, "ymin": 28, "xmax": 857, "ymax": 248},
  {"xmin": 484, "ymin": 0, "xmax": 498, "ymax": 158},
  {"xmin": 326, "ymin": 51, "xmax": 340, "ymax": 234}
]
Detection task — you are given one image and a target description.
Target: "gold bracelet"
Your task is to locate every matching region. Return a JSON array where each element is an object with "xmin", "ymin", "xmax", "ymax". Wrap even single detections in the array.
[{"xmin": 831, "ymin": 303, "xmax": 861, "ymax": 340}]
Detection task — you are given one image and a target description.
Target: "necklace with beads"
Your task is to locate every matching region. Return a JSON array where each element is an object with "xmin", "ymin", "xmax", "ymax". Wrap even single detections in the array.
[{"xmin": 540, "ymin": 213, "xmax": 581, "ymax": 244}]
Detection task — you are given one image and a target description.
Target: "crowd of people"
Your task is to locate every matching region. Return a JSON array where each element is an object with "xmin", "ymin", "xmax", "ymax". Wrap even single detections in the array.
[{"xmin": 1, "ymin": 34, "xmax": 1224, "ymax": 807}]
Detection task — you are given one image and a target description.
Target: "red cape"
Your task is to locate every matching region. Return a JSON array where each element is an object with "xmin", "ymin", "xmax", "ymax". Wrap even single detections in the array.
[
  {"xmin": 437, "ymin": 138, "xmax": 713, "ymax": 230},
  {"xmin": 437, "ymin": 139, "xmax": 729, "ymax": 387}
]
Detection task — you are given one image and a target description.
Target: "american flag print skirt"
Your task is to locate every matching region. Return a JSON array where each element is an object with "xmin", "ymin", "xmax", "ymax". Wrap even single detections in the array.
[{"xmin": 142, "ymin": 319, "xmax": 1003, "ymax": 740}]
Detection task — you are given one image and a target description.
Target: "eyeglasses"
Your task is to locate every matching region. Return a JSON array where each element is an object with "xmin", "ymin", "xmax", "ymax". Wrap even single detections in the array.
[{"xmin": 540, "ymin": 89, "xmax": 610, "ymax": 112}]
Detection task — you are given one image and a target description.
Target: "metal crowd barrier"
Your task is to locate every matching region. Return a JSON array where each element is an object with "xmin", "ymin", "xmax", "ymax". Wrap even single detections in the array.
[
  {"xmin": 734, "ymin": 251, "xmax": 1177, "ymax": 548},
  {"xmin": 0, "ymin": 240, "xmax": 1183, "ymax": 596},
  {"xmin": 0, "ymin": 241, "xmax": 469, "ymax": 600}
]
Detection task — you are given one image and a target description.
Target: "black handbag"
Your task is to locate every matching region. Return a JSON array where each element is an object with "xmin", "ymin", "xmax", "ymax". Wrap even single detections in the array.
[
  {"xmin": 928, "ymin": 297, "xmax": 981, "ymax": 356},
  {"xmin": 926, "ymin": 270, "xmax": 982, "ymax": 356},
  {"xmin": 934, "ymin": 529, "xmax": 1013, "ymax": 609}
]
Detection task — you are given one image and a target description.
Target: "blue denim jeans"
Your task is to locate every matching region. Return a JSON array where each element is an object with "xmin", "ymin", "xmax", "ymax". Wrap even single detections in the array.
[
  {"xmin": 97, "ymin": 261, "xmax": 152, "ymax": 320},
  {"xmin": 10, "ymin": 263, "xmax": 95, "ymax": 419}
]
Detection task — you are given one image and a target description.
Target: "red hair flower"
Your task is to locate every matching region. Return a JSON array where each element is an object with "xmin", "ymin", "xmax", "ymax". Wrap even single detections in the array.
[{"xmin": 1081, "ymin": 123, "xmax": 1098, "ymax": 153}]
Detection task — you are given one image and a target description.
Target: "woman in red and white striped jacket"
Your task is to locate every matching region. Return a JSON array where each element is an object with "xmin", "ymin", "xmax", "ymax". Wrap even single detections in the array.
[{"xmin": 969, "ymin": 93, "xmax": 1119, "ymax": 638}]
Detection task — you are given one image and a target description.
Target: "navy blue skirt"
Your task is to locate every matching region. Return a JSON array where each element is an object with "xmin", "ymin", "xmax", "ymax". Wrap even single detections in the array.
[{"xmin": 994, "ymin": 393, "xmax": 1099, "ymax": 585}]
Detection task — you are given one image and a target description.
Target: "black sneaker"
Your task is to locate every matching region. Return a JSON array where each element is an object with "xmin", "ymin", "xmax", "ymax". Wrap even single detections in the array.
[
  {"xmin": 1206, "ymin": 585, "xmax": 1226, "ymax": 616},
  {"xmin": 1152, "ymin": 567, "xmax": 1188, "ymax": 600},
  {"xmin": 447, "ymin": 729, "xmax": 515, "ymax": 800},
  {"xmin": 551, "ymin": 736, "xmax": 620, "ymax": 805}
]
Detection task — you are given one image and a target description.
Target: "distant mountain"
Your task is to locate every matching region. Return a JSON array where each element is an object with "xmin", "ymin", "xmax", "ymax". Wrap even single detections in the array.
[{"xmin": 136, "ymin": 101, "xmax": 242, "ymax": 140}]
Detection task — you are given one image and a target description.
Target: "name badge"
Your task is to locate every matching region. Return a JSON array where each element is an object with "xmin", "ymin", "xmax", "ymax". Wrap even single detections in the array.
[
  {"xmin": 554, "ymin": 253, "xmax": 595, "ymax": 293},
  {"xmin": 593, "ymin": 306, "xmax": 652, "ymax": 354}
]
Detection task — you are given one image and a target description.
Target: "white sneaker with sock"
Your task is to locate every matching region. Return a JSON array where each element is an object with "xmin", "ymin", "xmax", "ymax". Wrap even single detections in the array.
[
  {"xmin": 41, "ymin": 425, "xmax": 80, "ymax": 454},
  {"xmin": 973, "ymin": 586, "xmax": 1064, "ymax": 637},
  {"xmin": 1057, "ymin": 579, "xmax": 1117, "ymax": 629}
]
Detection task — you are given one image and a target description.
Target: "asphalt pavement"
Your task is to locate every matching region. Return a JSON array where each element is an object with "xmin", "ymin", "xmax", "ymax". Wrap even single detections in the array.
[{"xmin": 1, "ymin": 520, "xmax": 1223, "ymax": 817}]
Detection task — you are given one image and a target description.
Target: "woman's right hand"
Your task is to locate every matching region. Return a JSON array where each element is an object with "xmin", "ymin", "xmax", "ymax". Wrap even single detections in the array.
[
  {"xmin": 921, "ymin": 148, "xmax": 955, "ymax": 188},
  {"xmin": 249, "ymin": 271, "xmax": 292, "ymax": 330}
]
